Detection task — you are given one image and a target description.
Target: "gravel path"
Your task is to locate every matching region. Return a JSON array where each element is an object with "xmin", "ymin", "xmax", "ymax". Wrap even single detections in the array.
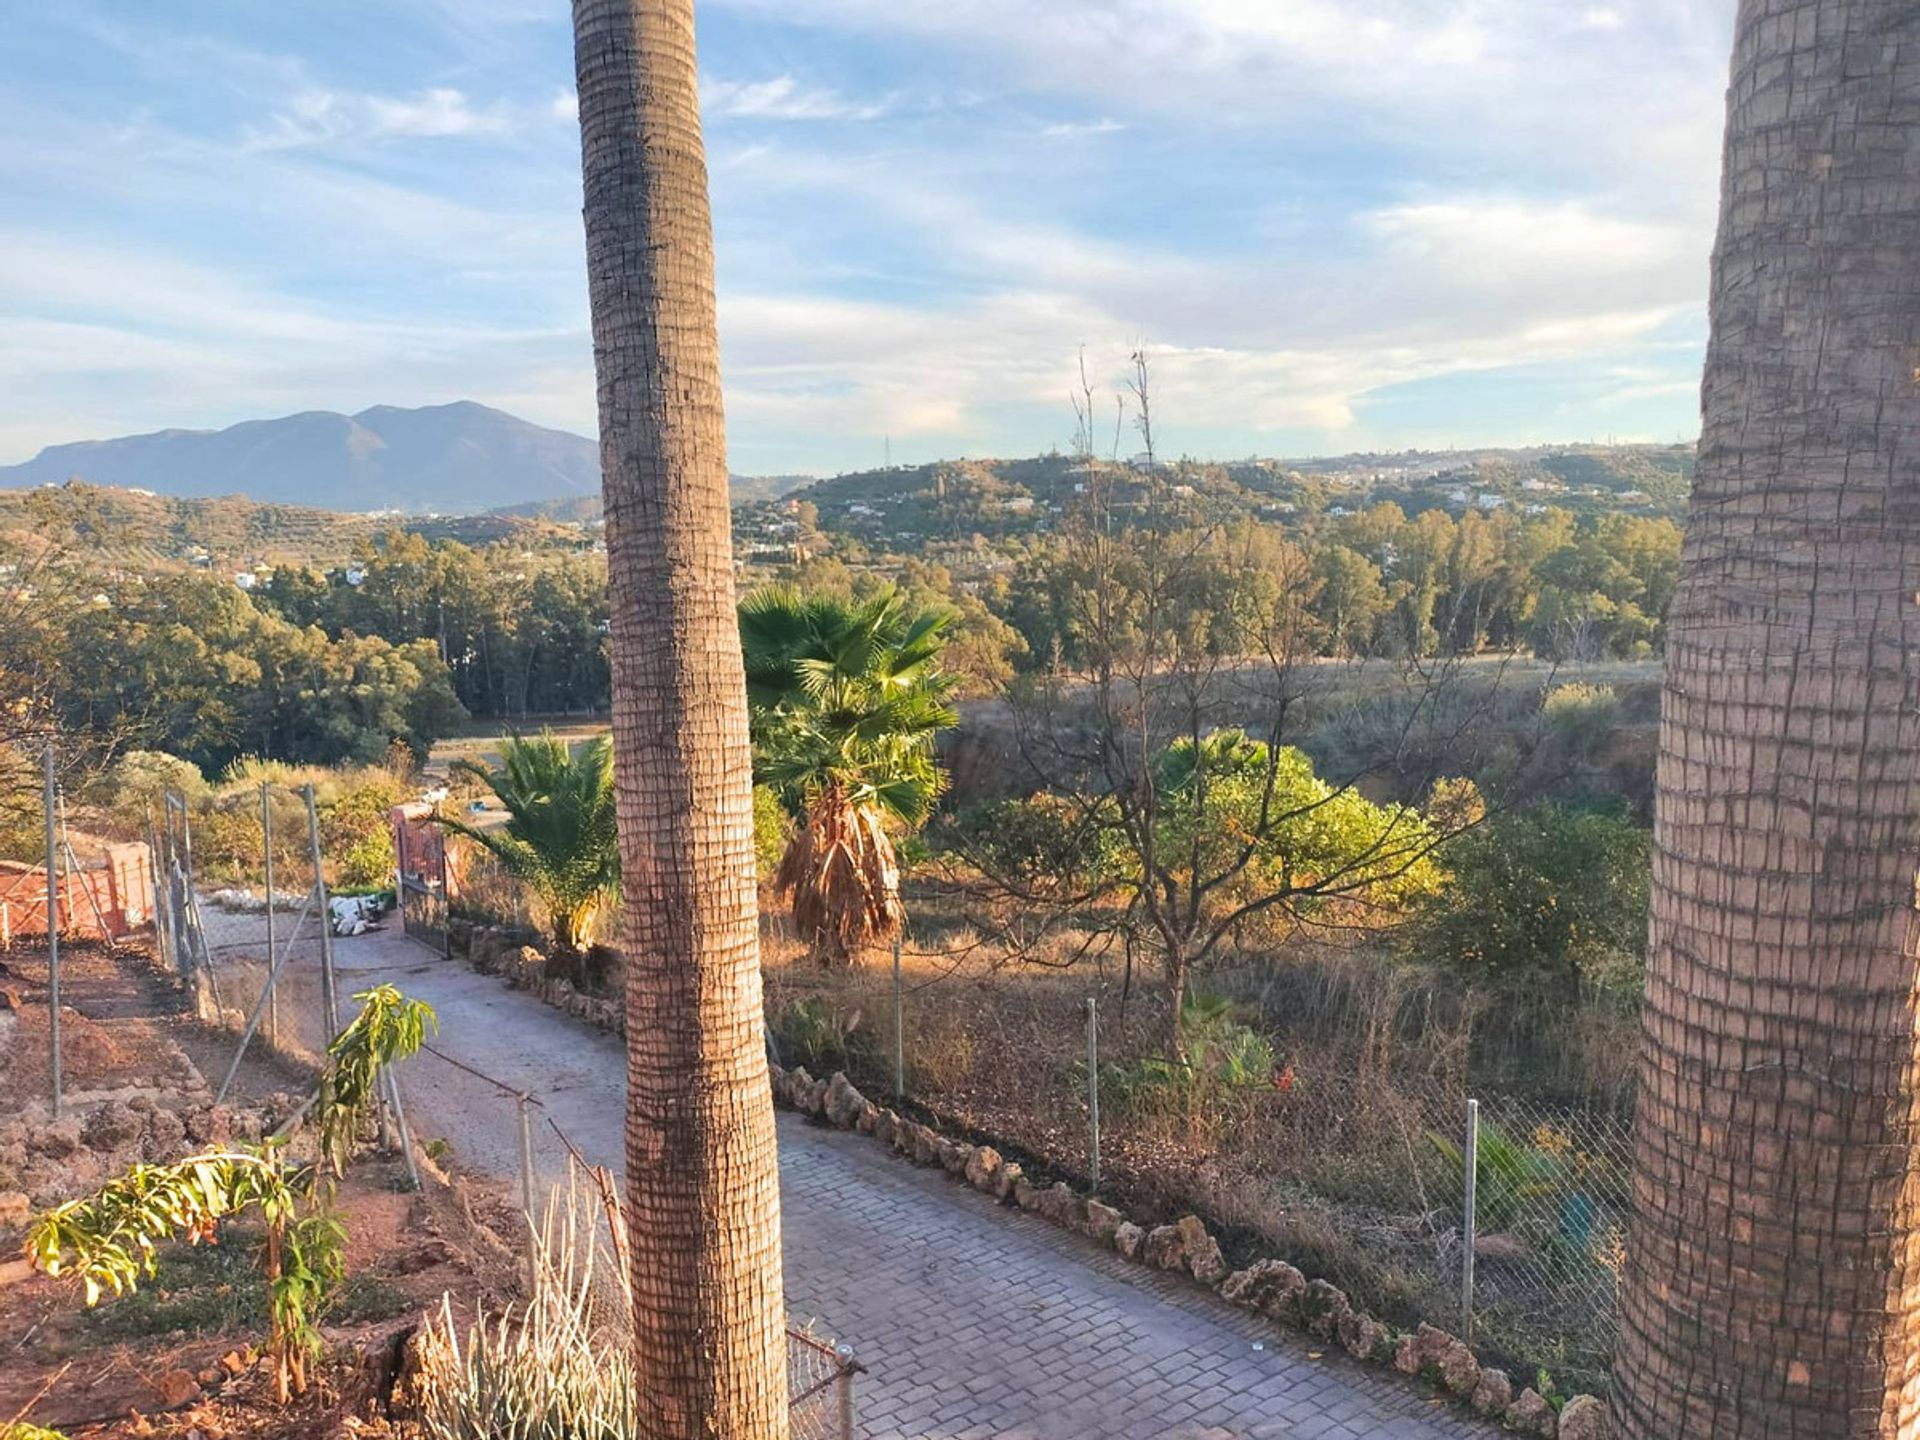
[{"xmin": 334, "ymin": 930, "xmax": 1491, "ymax": 1440}]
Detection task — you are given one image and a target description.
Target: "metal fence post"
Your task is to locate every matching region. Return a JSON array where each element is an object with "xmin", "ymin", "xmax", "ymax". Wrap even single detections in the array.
[
  {"xmin": 42, "ymin": 740, "xmax": 61, "ymax": 1117},
  {"xmin": 213, "ymin": 891, "xmax": 316, "ymax": 1104},
  {"xmin": 304, "ymin": 785, "xmax": 340, "ymax": 1042},
  {"xmin": 146, "ymin": 815, "xmax": 169, "ymax": 974},
  {"xmin": 261, "ymin": 782, "xmax": 277, "ymax": 1048},
  {"xmin": 835, "ymin": 1342, "xmax": 857, "ymax": 1437},
  {"xmin": 892, "ymin": 937, "xmax": 904, "ymax": 1103},
  {"xmin": 438, "ymin": 816, "xmax": 453, "ymax": 959},
  {"xmin": 1462, "ymin": 1096, "xmax": 1480, "ymax": 1344},
  {"xmin": 1086, "ymin": 995, "xmax": 1101, "ymax": 1191},
  {"xmin": 387, "ymin": 1067, "xmax": 423, "ymax": 1191},
  {"xmin": 518, "ymin": 1092, "xmax": 539, "ymax": 1280}
]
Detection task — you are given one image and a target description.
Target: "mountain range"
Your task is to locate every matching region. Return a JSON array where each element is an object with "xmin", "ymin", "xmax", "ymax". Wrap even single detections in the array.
[{"xmin": 0, "ymin": 402, "xmax": 603, "ymax": 515}]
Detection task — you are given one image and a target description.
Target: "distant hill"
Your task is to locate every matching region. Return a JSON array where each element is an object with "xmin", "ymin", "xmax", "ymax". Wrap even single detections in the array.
[
  {"xmin": 0, "ymin": 484, "xmax": 382, "ymax": 568},
  {"xmin": 0, "ymin": 482, "xmax": 581, "ymax": 570},
  {"xmin": 493, "ymin": 470, "xmax": 816, "ymax": 523},
  {"xmin": 0, "ymin": 402, "xmax": 600, "ymax": 515},
  {"xmin": 770, "ymin": 444, "xmax": 1695, "ymax": 548}
]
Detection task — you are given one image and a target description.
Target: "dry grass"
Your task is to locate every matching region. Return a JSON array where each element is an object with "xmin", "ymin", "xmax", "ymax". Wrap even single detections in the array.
[{"xmin": 762, "ymin": 900, "xmax": 1634, "ymax": 1392}]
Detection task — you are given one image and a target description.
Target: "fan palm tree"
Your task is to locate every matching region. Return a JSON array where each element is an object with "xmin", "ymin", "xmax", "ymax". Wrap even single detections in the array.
[
  {"xmin": 1614, "ymin": 2, "xmax": 1920, "ymax": 1435},
  {"xmin": 740, "ymin": 586, "xmax": 959, "ymax": 964},
  {"xmin": 441, "ymin": 732, "xmax": 617, "ymax": 952},
  {"xmin": 571, "ymin": 0, "xmax": 788, "ymax": 1433}
]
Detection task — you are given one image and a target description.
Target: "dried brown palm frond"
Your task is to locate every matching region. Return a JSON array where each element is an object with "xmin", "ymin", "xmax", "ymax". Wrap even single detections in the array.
[{"xmin": 774, "ymin": 783, "xmax": 903, "ymax": 967}]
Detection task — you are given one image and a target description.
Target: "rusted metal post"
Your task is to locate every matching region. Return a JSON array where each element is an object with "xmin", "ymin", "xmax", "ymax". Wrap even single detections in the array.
[
  {"xmin": 1462, "ymin": 1097, "xmax": 1480, "ymax": 1344},
  {"xmin": 261, "ymin": 783, "xmax": 277, "ymax": 1048},
  {"xmin": 437, "ymin": 815, "xmax": 452, "ymax": 959},
  {"xmin": 892, "ymin": 937, "xmax": 904, "ymax": 1102},
  {"xmin": 1086, "ymin": 995, "xmax": 1101, "ymax": 1191},
  {"xmin": 43, "ymin": 741, "xmax": 60, "ymax": 1116},
  {"xmin": 304, "ymin": 785, "xmax": 339, "ymax": 1041}
]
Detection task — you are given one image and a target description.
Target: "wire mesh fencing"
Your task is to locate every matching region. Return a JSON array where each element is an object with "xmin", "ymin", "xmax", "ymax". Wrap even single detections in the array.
[
  {"xmin": 405, "ymin": 1033, "xmax": 862, "ymax": 1438},
  {"xmin": 763, "ymin": 944, "xmax": 1634, "ymax": 1398},
  {"xmin": 787, "ymin": 1325, "xmax": 862, "ymax": 1440},
  {"xmin": 1448, "ymin": 1094, "xmax": 1631, "ymax": 1386},
  {"xmin": 156, "ymin": 782, "xmax": 344, "ymax": 1081},
  {"xmin": 0, "ymin": 739, "xmax": 164, "ymax": 1119}
]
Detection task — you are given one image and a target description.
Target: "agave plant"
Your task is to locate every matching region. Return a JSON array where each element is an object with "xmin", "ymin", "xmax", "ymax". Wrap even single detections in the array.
[
  {"xmin": 415, "ymin": 1175, "xmax": 636, "ymax": 1440},
  {"xmin": 442, "ymin": 733, "xmax": 619, "ymax": 953},
  {"xmin": 740, "ymin": 586, "xmax": 958, "ymax": 965}
]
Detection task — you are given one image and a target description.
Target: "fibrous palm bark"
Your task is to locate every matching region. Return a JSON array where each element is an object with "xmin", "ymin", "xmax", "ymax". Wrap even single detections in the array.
[
  {"xmin": 1614, "ymin": 3, "xmax": 1920, "ymax": 1435},
  {"xmin": 570, "ymin": 2, "xmax": 788, "ymax": 1436}
]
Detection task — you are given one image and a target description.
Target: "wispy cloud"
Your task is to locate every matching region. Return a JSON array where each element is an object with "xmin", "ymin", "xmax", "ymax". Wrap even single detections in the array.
[
  {"xmin": 701, "ymin": 75, "xmax": 891, "ymax": 122},
  {"xmin": 1040, "ymin": 118, "xmax": 1125, "ymax": 138},
  {"xmin": 245, "ymin": 87, "xmax": 511, "ymax": 151}
]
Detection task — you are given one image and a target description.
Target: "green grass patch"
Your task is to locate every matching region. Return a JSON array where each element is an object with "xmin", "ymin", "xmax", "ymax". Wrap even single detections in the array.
[{"xmin": 78, "ymin": 1226, "xmax": 411, "ymax": 1342}]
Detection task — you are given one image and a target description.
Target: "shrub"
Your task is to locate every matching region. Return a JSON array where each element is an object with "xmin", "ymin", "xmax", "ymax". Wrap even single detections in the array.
[
  {"xmin": 28, "ymin": 987, "xmax": 435, "ymax": 1403},
  {"xmin": 323, "ymin": 779, "xmax": 406, "ymax": 890},
  {"xmin": 752, "ymin": 783, "xmax": 789, "ymax": 880},
  {"xmin": 1541, "ymin": 683, "xmax": 1620, "ymax": 750},
  {"xmin": 1414, "ymin": 801, "xmax": 1649, "ymax": 994},
  {"xmin": 1427, "ymin": 1120, "xmax": 1563, "ymax": 1232},
  {"xmin": 943, "ymin": 792, "xmax": 1108, "ymax": 895},
  {"xmin": 90, "ymin": 749, "xmax": 207, "ymax": 823},
  {"xmin": 769, "ymin": 995, "xmax": 869, "ymax": 1075},
  {"xmin": 1100, "ymin": 992, "xmax": 1274, "ymax": 1136}
]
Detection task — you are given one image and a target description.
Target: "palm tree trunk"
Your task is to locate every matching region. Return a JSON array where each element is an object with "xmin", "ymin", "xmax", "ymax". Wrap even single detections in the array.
[
  {"xmin": 571, "ymin": 3, "xmax": 788, "ymax": 1437},
  {"xmin": 1614, "ymin": 4, "xmax": 1920, "ymax": 1435}
]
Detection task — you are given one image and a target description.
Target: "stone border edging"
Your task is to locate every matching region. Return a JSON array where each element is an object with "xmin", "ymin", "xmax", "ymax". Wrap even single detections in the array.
[{"xmin": 769, "ymin": 1061, "xmax": 1605, "ymax": 1440}]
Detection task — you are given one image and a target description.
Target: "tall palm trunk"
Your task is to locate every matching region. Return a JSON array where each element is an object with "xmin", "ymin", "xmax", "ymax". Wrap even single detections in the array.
[
  {"xmin": 571, "ymin": 3, "xmax": 788, "ymax": 1436},
  {"xmin": 1614, "ymin": 4, "xmax": 1920, "ymax": 1435}
]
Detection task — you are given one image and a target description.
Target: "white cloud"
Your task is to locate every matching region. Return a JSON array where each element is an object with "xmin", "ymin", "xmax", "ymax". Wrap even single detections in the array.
[
  {"xmin": 366, "ymin": 87, "xmax": 508, "ymax": 138},
  {"xmin": 701, "ymin": 75, "xmax": 890, "ymax": 122},
  {"xmin": 1360, "ymin": 198, "xmax": 1695, "ymax": 291},
  {"xmin": 3, "ymin": 0, "xmax": 1737, "ymax": 471},
  {"xmin": 1041, "ymin": 118, "xmax": 1126, "ymax": 138},
  {"xmin": 245, "ymin": 86, "xmax": 510, "ymax": 151},
  {"xmin": 709, "ymin": 0, "xmax": 1732, "ymax": 206}
]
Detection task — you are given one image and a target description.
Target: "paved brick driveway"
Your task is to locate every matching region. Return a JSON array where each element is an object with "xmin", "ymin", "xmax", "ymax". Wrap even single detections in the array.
[{"xmin": 340, "ymin": 934, "xmax": 1491, "ymax": 1439}]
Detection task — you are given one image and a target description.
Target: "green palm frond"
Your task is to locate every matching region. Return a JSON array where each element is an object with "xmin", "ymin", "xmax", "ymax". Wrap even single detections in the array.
[
  {"xmin": 441, "ymin": 732, "xmax": 618, "ymax": 950},
  {"xmin": 741, "ymin": 584, "xmax": 959, "ymax": 961}
]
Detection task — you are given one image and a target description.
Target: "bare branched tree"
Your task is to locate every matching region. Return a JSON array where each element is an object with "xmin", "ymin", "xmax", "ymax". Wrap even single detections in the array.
[{"xmin": 941, "ymin": 354, "xmax": 1516, "ymax": 1059}]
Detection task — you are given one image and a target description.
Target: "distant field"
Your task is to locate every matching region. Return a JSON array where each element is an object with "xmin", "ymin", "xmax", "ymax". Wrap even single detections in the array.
[
  {"xmin": 425, "ymin": 655, "xmax": 1663, "ymax": 791},
  {"xmin": 427, "ymin": 715, "xmax": 612, "ymax": 778}
]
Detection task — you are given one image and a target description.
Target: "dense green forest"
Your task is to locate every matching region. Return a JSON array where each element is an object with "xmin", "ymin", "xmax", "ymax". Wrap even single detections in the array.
[{"xmin": 0, "ymin": 447, "xmax": 1681, "ymax": 775}]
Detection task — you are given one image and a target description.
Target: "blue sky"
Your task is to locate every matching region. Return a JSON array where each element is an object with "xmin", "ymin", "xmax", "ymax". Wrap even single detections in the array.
[{"xmin": 2, "ymin": 1, "xmax": 1735, "ymax": 475}]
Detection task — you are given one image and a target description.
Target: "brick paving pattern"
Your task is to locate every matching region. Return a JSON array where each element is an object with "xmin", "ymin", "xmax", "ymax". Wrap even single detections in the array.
[{"xmin": 342, "ymin": 934, "xmax": 1492, "ymax": 1438}]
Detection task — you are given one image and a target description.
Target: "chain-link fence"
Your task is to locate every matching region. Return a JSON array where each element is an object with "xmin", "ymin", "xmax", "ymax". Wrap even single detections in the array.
[
  {"xmin": 758, "ymin": 942, "xmax": 1634, "ymax": 1398},
  {"xmin": 787, "ymin": 1325, "xmax": 861, "ymax": 1439},
  {"xmin": 405, "ymin": 1032, "xmax": 861, "ymax": 1437},
  {"xmin": 153, "ymin": 782, "xmax": 345, "ymax": 1081},
  {"xmin": 2, "ymin": 739, "xmax": 165, "ymax": 1118},
  {"xmin": 1454, "ymin": 1095, "xmax": 1630, "ymax": 1384}
]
